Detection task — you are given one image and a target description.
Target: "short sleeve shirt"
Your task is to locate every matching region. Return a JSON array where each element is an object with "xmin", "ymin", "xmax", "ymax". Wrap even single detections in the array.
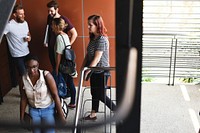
[
  {"xmin": 87, "ymin": 36, "xmax": 110, "ymax": 68},
  {"xmin": 47, "ymin": 15, "xmax": 74, "ymax": 49},
  {"xmin": 4, "ymin": 19, "xmax": 30, "ymax": 57},
  {"xmin": 54, "ymin": 34, "xmax": 71, "ymax": 58}
]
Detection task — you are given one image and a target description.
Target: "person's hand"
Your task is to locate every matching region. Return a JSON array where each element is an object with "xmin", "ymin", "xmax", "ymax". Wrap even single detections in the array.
[
  {"xmin": 84, "ymin": 70, "xmax": 91, "ymax": 81},
  {"xmin": 61, "ymin": 117, "xmax": 67, "ymax": 125},
  {"xmin": 23, "ymin": 36, "xmax": 31, "ymax": 42},
  {"xmin": 58, "ymin": 115, "xmax": 67, "ymax": 126},
  {"xmin": 44, "ymin": 43, "xmax": 48, "ymax": 47}
]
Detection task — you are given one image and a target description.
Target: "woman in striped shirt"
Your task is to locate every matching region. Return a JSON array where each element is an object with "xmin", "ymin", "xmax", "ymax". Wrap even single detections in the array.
[{"xmin": 81, "ymin": 15, "xmax": 116, "ymax": 120}]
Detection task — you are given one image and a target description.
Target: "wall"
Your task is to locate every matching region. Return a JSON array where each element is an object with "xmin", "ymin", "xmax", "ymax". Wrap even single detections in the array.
[
  {"xmin": 21, "ymin": 0, "xmax": 116, "ymax": 85},
  {"xmin": 0, "ymin": 37, "xmax": 12, "ymax": 97},
  {"xmin": 0, "ymin": 0, "xmax": 115, "ymax": 96}
]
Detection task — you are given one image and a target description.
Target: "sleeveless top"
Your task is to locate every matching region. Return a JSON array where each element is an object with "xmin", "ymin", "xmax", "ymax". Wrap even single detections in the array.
[{"xmin": 22, "ymin": 70, "xmax": 53, "ymax": 108}]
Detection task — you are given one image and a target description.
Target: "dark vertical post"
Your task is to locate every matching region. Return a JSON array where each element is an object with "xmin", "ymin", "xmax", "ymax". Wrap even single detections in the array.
[
  {"xmin": 0, "ymin": 0, "xmax": 16, "ymax": 105},
  {"xmin": 172, "ymin": 38, "xmax": 178, "ymax": 86},
  {"xmin": 0, "ymin": 84, "xmax": 3, "ymax": 104},
  {"xmin": 116, "ymin": 0, "xmax": 142, "ymax": 133},
  {"xmin": 168, "ymin": 37, "xmax": 175, "ymax": 85}
]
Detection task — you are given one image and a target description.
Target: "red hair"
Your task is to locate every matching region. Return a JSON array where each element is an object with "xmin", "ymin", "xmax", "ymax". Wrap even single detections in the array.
[{"xmin": 88, "ymin": 15, "xmax": 107, "ymax": 39}]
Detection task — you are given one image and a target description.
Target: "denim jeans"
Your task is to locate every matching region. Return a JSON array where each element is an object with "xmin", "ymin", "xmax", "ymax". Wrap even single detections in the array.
[
  {"xmin": 62, "ymin": 73, "xmax": 76, "ymax": 104},
  {"xmin": 12, "ymin": 55, "xmax": 29, "ymax": 76},
  {"xmin": 29, "ymin": 103, "xmax": 55, "ymax": 133}
]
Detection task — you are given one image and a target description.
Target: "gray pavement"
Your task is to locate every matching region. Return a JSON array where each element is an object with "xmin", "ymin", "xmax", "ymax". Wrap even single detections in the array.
[
  {"xmin": 0, "ymin": 86, "xmax": 116, "ymax": 133},
  {"xmin": 141, "ymin": 83, "xmax": 200, "ymax": 133}
]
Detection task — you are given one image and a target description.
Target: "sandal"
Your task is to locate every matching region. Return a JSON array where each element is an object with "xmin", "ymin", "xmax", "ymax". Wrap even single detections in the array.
[
  {"xmin": 67, "ymin": 104, "xmax": 76, "ymax": 109},
  {"xmin": 83, "ymin": 115, "xmax": 97, "ymax": 120}
]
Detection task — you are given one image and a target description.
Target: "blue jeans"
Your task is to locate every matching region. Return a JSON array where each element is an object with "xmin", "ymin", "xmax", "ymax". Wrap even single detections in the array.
[
  {"xmin": 29, "ymin": 103, "xmax": 55, "ymax": 133},
  {"xmin": 12, "ymin": 54, "xmax": 29, "ymax": 76},
  {"xmin": 62, "ymin": 73, "xmax": 76, "ymax": 104}
]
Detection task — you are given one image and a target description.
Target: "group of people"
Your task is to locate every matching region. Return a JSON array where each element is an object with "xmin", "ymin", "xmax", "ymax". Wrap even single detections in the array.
[{"xmin": 3, "ymin": 0, "xmax": 116, "ymax": 133}]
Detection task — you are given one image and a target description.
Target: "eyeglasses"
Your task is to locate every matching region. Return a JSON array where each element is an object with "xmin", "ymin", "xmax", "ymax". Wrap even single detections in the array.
[{"xmin": 26, "ymin": 65, "xmax": 38, "ymax": 71}]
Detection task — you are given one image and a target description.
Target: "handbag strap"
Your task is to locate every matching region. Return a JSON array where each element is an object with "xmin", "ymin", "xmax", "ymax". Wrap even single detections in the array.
[{"xmin": 60, "ymin": 34, "xmax": 71, "ymax": 48}]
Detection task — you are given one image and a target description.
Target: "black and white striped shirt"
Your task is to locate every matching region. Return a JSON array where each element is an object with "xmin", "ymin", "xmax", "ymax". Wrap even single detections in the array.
[{"xmin": 86, "ymin": 36, "xmax": 110, "ymax": 69}]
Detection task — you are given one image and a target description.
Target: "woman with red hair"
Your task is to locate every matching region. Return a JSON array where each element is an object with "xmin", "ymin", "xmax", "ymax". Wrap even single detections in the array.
[{"xmin": 81, "ymin": 15, "xmax": 116, "ymax": 120}]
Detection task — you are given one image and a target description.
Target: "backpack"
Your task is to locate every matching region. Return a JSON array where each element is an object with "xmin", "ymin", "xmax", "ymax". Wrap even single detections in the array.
[
  {"xmin": 43, "ymin": 71, "xmax": 68, "ymax": 119},
  {"xmin": 59, "ymin": 35, "xmax": 77, "ymax": 78},
  {"xmin": 51, "ymin": 70, "xmax": 67, "ymax": 98}
]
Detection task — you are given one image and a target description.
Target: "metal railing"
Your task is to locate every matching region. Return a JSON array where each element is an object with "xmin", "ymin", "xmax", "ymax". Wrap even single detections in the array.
[
  {"xmin": 73, "ymin": 66, "xmax": 115, "ymax": 133},
  {"xmin": 73, "ymin": 48, "xmax": 138, "ymax": 133},
  {"xmin": 142, "ymin": 33, "xmax": 200, "ymax": 85},
  {"xmin": 143, "ymin": 1, "xmax": 200, "ymax": 85}
]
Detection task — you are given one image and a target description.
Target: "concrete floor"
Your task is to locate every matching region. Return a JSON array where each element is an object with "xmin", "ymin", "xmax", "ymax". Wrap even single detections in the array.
[
  {"xmin": 141, "ymin": 83, "xmax": 200, "ymax": 133},
  {"xmin": 0, "ymin": 86, "xmax": 116, "ymax": 133},
  {"xmin": 1, "ymin": 83, "xmax": 200, "ymax": 133}
]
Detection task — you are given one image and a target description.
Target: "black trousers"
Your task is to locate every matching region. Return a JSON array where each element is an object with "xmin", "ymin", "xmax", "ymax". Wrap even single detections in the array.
[
  {"xmin": 90, "ymin": 71, "xmax": 116, "ymax": 112},
  {"xmin": 48, "ymin": 47, "xmax": 56, "ymax": 70}
]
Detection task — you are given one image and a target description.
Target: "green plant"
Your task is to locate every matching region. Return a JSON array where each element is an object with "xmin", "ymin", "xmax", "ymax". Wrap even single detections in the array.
[
  {"xmin": 179, "ymin": 77, "xmax": 196, "ymax": 83},
  {"xmin": 142, "ymin": 77, "xmax": 153, "ymax": 82}
]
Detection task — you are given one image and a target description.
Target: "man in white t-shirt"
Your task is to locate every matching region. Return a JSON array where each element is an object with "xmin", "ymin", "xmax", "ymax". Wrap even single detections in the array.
[{"xmin": 4, "ymin": 4, "xmax": 31, "ymax": 91}]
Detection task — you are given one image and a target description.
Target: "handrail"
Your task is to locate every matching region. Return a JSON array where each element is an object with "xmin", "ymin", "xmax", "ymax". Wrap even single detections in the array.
[
  {"xmin": 73, "ymin": 66, "xmax": 115, "ymax": 133},
  {"xmin": 143, "ymin": 32, "xmax": 200, "ymax": 84},
  {"xmin": 73, "ymin": 48, "xmax": 137, "ymax": 132}
]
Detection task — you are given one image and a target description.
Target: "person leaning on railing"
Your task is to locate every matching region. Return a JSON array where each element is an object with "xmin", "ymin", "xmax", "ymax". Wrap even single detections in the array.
[{"xmin": 81, "ymin": 14, "xmax": 116, "ymax": 120}]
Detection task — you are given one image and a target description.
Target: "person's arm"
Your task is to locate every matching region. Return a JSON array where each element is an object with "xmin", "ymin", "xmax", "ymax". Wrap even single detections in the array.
[
  {"xmin": 24, "ymin": 21, "xmax": 31, "ymax": 42},
  {"xmin": 3, "ymin": 22, "xmax": 9, "ymax": 35},
  {"xmin": 89, "ymin": 51, "xmax": 103, "ymax": 67},
  {"xmin": 84, "ymin": 51, "xmax": 103, "ymax": 80},
  {"xmin": 27, "ymin": 32, "xmax": 31, "ymax": 42},
  {"xmin": 55, "ymin": 53, "xmax": 62, "ymax": 75},
  {"xmin": 81, "ymin": 54, "xmax": 88, "ymax": 70},
  {"xmin": 20, "ymin": 83, "xmax": 28, "ymax": 123},
  {"xmin": 45, "ymin": 72, "xmax": 66, "ymax": 123},
  {"xmin": 55, "ymin": 35, "xmax": 65, "ymax": 75},
  {"xmin": 68, "ymin": 27, "xmax": 77, "ymax": 45},
  {"xmin": 81, "ymin": 54, "xmax": 89, "ymax": 80}
]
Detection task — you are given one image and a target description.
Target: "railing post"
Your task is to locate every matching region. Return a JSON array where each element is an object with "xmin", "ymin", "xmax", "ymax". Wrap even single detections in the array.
[
  {"xmin": 168, "ymin": 37, "xmax": 174, "ymax": 85},
  {"xmin": 172, "ymin": 38, "xmax": 178, "ymax": 86},
  {"xmin": 73, "ymin": 67, "xmax": 87, "ymax": 133},
  {"xmin": 73, "ymin": 67, "xmax": 115, "ymax": 133}
]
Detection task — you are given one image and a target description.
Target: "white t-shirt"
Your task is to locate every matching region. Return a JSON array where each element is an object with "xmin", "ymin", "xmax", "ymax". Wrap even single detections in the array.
[
  {"xmin": 54, "ymin": 34, "xmax": 71, "ymax": 58},
  {"xmin": 4, "ymin": 19, "xmax": 30, "ymax": 57}
]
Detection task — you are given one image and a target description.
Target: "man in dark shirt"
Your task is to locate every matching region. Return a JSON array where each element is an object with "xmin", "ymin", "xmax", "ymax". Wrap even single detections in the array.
[{"xmin": 45, "ymin": 0, "xmax": 77, "ymax": 69}]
